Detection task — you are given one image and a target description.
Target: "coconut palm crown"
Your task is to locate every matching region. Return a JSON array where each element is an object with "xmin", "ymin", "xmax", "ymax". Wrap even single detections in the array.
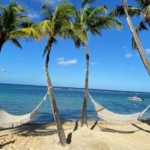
[{"xmin": 0, "ymin": 0, "xmax": 40, "ymax": 52}]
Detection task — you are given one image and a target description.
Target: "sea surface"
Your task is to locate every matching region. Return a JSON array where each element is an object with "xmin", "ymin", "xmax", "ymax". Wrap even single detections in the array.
[{"xmin": 0, "ymin": 83, "xmax": 150, "ymax": 124}]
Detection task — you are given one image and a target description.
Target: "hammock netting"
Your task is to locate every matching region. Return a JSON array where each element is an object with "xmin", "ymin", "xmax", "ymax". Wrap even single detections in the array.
[
  {"xmin": 0, "ymin": 93, "xmax": 48, "ymax": 128},
  {"xmin": 88, "ymin": 93, "xmax": 150, "ymax": 124}
]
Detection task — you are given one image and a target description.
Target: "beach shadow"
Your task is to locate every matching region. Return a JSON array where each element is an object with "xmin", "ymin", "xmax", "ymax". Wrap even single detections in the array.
[
  {"xmin": 99, "ymin": 126, "xmax": 138, "ymax": 134},
  {"xmin": 0, "ymin": 124, "xmax": 57, "ymax": 137},
  {"xmin": 141, "ymin": 120, "xmax": 150, "ymax": 126},
  {"xmin": 90, "ymin": 119, "xmax": 98, "ymax": 130},
  {"xmin": 0, "ymin": 140, "xmax": 15, "ymax": 149},
  {"xmin": 132, "ymin": 123, "xmax": 150, "ymax": 134},
  {"xmin": 66, "ymin": 120, "xmax": 79, "ymax": 144}
]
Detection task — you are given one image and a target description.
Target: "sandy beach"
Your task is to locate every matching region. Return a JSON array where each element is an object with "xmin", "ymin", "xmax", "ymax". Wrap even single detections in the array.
[{"xmin": 0, "ymin": 120, "xmax": 150, "ymax": 150}]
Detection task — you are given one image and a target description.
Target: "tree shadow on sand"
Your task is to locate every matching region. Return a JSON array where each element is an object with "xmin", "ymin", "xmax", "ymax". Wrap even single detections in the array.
[
  {"xmin": 132, "ymin": 123, "xmax": 150, "ymax": 134},
  {"xmin": 0, "ymin": 124, "xmax": 58, "ymax": 137},
  {"xmin": 66, "ymin": 120, "xmax": 79, "ymax": 144},
  {"xmin": 90, "ymin": 119, "xmax": 98, "ymax": 130},
  {"xmin": 66, "ymin": 120, "xmax": 99, "ymax": 144},
  {"xmin": 0, "ymin": 140, "xmax": 15, "ymax": 149},
  {"xmin": 141, "ymin": 120, "xmax": 150, "ymax": 126}
]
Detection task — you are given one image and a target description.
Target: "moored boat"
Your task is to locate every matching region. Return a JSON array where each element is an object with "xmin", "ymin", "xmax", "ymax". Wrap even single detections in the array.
[{"xmin": 128, "ymin": 96, "xmax": 144, "ymax": 101}]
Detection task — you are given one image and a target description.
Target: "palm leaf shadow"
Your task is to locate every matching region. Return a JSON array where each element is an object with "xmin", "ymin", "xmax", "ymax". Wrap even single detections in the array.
[{"xmin": 132, "ymin": 123, "xmax": 150, "ymax": 134}]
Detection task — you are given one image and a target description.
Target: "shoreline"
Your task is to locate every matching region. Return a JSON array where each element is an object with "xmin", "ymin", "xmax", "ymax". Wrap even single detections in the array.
[{"xmin": 0, "ymin": 120, "xmax": 150, "ymax": 150}]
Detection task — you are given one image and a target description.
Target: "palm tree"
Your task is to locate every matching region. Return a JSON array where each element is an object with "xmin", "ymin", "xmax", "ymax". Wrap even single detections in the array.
[
  {"xmin": 66, "ymin": 4, "xmax": 122, "ymax": 127},
  {"xmin": 0, "ymin": 0, "xmax": 39, "ymax": 52},
  {"xmin": 111, "ymin": 0, "xmax": 150, "ymax": 74},
  {"xmin": 36, "ymin": 2, "xmax": 76, "ymax": 146}
]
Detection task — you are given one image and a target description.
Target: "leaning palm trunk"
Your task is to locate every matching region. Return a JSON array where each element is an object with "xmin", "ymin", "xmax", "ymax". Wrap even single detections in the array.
[
  {"xmin": 122, "ymin": 0, "xmax": 150, "ymax": 75},
  {"xmin": 44, "ymin": 47, "xmax": 66, "ymax": 146},
  {"xmin": 81, "ymin": 41, "xmax": 89, "ymax": 127},
  {"xmin": 0, "ymin": 40, "xmax": 5, "ymax": 52}
]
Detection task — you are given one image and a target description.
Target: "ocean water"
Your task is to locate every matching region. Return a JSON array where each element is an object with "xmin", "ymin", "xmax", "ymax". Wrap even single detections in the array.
[{"xmin": 0, "ymin": 83, "xmax": 150, "ymax": 124}]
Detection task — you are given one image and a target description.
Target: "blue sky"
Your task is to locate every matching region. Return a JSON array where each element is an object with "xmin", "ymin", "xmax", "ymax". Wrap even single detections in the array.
[{"xmin": 1, "ymin": 0, "xmax": 150, "ymax": 92}]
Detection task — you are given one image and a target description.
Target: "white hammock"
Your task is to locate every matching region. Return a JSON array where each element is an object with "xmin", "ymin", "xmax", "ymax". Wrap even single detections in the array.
[
  {"xmin": 88, "ymin": 93, "xmax": 150, "ymax": 124},
  {"xmin": 0, "ymin": 93, "xmax": 48, "ymax": 128}
]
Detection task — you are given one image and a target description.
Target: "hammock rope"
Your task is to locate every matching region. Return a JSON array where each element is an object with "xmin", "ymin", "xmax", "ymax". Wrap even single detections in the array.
[
  {"xmin": 0, "ymin": 93, "xmax": 48, "ymax": 128},
  {"xmin": 88, "ymin": 93, "xmax": 150, "ymax": 124}
]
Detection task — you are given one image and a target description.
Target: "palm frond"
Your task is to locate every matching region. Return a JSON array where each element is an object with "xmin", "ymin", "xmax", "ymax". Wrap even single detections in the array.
[
  {"xmin": 81, "ymin": 0, "xmax": 97, "ymax": 7},
  {"xmin": 41, "ymin": 1, "xmax": 54, "ymax": 20},
  {"xmin": 88, "ymin": 5, "xmax": 108, "ymax": 20},
  {"xmin": 35, "ymin": 20, "xmax": 53, "ymax": 37},
  {"xmin": 110, "ymin": 6, "xmax": 141, "ymax": 17},
  {"xmin": 75, "ymin": 39, "xmax": 81, "ymax": 48},
  {"xmin": 10, "ymin": 38, "xmax": 22, "ymax": 49},
  {"xmin": 9, "ymin": 27, "xmax": 40, "ymax": 41},
  {"xmin": 137, "ymin": 20, "xmax": 148, "ymax": 31},
  {"xmin": 0, "ymin": 3, "xmax": 5, "ymax": 13},
  {"xmin": 53, "ymin": 2, "xmax": 76, "ymax": 22},
  {"xmin": 132, "ymin": 21, "xmax": 148, "ymax": 50},
  {"xmin": 142, "ymin": 5, "xmax": 150, "ymax": 16},
  {"xmin": 42, "ymin": 40, "xmax": 52, "ymax": 57},
  {"xmin": 135, "ymin": 0, "xmax": 150, "ymax": 9}
]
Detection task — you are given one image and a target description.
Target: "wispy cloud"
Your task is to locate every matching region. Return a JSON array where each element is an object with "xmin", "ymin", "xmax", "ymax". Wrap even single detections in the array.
[
  {"xmin": 57, "ymin": 58, "xmax": 65, "ymax": 61},
  {"xmin": 125, "ymin": 53, "xmax": 133, "ymax": 58},
  {"xmin": 146, "ymin": 49, "xmax": 150, "ymax": 55},
  {"xmin": 90, "ymin": 62, "xmax": 99, "ymax": 65},
  {"xmin": 123, "ymin": 46, "xmax": 129, "ymax": 51},
  {"xmin": 57, "ymin": 58, "xmax": 77, "ymax": 66},
  {"xmin": 27, "ymin": 9, "xmax": 39, "ymax": 19},
  {"xmin": 0, "ymin": 68, "xmax": 7, "ymax": 72},
  {"xmin": 129, "ymin": 66, "xmax": 134, "ymax": 70}
]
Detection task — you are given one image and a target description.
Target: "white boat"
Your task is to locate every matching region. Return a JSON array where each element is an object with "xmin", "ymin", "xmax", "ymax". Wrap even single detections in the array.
[{"xmin": 128, "ymin": 96, "xmax": 143, "ymax": 101}]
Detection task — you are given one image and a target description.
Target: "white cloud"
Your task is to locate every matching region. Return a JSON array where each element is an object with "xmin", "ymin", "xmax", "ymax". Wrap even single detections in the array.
[
  {"xmin": 1, "ymin": 68, "xmax": 7, "ymax": 72},
  {"xmin": 28, "ymin": 12, "xmax": 39, "ymax": 19},
  {"xmin": 57, "ymin": 59, "xmax": 77, "ymax": 66},
  {"xmin": 90, "ymin": 62, "xmax": 99, "ymax": 65},
  {"xmin": 27, "ymin": 10, "xmax": 39, "ymax": 19},
  {"xmin": 146, "ymin": 49, "xmax": 150, "ymax": 54},
  {"xmin": 123, "ymin": 46, "xmax": 129, "ymax": 51},
  {"xmin": 125, "ymin": 53, "xmax": 133, "ymax": 58},
  {"xmin": 57, "ymin": 58, "xmax": 65, "ymax": 61}
]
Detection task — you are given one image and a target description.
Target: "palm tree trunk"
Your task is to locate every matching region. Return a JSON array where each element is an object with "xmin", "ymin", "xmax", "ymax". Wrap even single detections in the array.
[
  {"xmin": 44, "ymin": 42, "xmax": 66, "ymax": 146},
  {"xmin": 122, "ymin": 0, "xmax": 150, "ymax": 75},
  {"xmin": 81, "ymin": 41, "xmax": 89, "ymax": 127},
  {"xmin": 0, "ymin": 38, "xmax": 5, "ymax": 52}
]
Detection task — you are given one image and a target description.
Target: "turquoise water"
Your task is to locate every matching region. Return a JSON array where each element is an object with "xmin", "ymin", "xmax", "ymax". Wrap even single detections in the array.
[{"xmin": 0, "ymin": 83, "xmax": 150, "ymax": 123}]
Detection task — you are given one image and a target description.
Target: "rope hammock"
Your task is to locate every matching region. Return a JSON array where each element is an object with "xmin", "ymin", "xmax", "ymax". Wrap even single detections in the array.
[
  {"xmin": 0, "ymin": 93, "xmax": 48, "ymax": 128},
  {"xmin": 88, "ymin": 93, "xmax": 150, "ymax": 124}
]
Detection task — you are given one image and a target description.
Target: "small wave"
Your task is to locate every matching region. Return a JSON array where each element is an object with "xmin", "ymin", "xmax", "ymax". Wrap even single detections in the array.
[
  {"xmin": 103, "ymin": 91, "xmax": 114, "ymax": 94},
  {"xmin": 54, "ymin": 88, "xmax": 62, "ymax": 90}
]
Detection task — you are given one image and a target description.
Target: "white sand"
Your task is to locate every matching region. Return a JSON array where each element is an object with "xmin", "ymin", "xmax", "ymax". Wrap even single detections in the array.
[{"xmin": 0, "ymin": 120, "xmax": 150, "ymax": 150}]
